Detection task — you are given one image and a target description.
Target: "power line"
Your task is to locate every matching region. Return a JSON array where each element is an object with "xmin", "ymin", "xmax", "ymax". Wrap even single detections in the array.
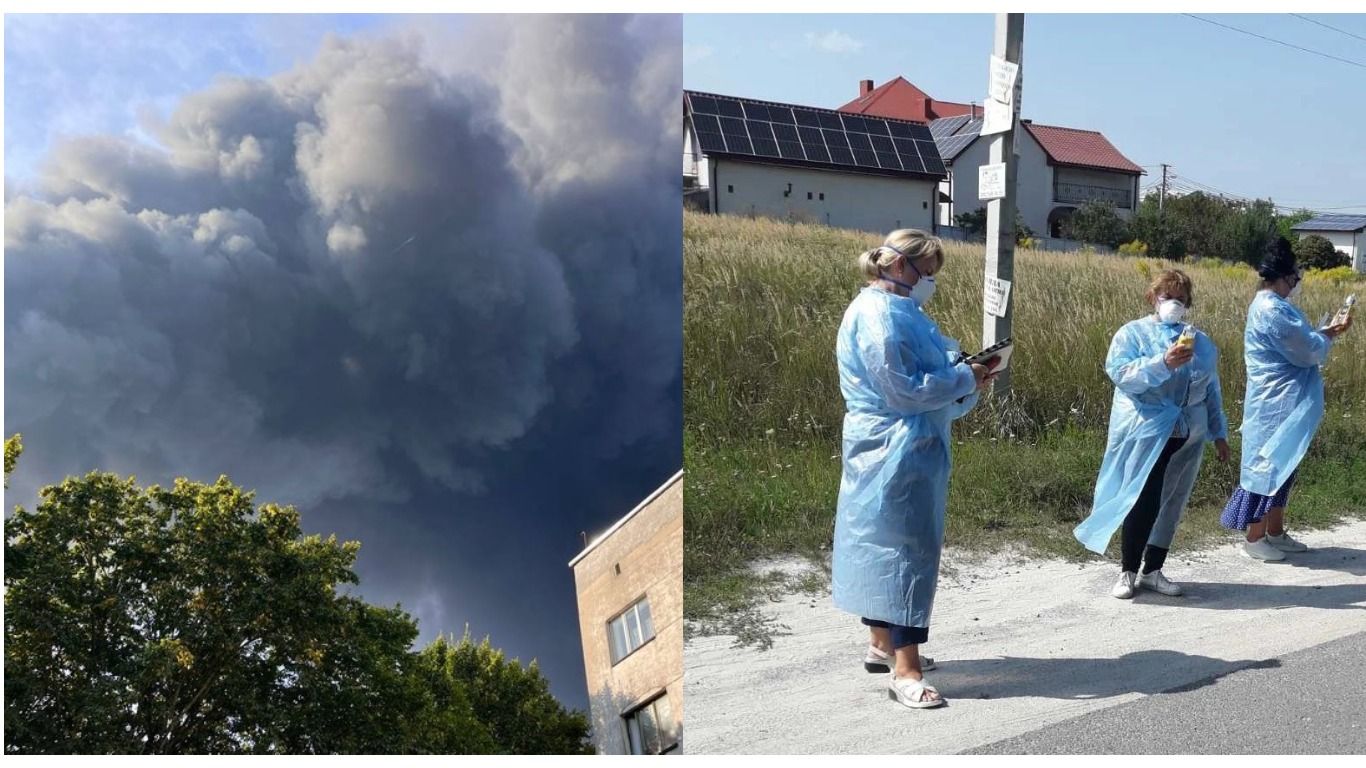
[
  {"xmin": 1291, "ymin": 13, "xmax": 1366, "ymax": 45},
  {"xmin": 1182, "ymin": 14, "xmax": 1366, "ymax": 70}
]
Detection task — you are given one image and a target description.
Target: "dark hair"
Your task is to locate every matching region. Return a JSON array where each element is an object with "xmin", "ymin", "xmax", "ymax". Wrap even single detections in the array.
[{"xmin": 1256, "ymin": 236, "xmax": 1297, "ymax": 282}]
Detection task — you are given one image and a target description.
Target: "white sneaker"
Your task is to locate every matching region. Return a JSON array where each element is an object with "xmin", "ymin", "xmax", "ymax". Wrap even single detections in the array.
[
  {"xmin": 1266, "ymin": 532, "xmax": 1308, "ymax": 553},
  {"xmin": 1242, "ymin": 538, "xmax": 1286, "ymax": 561},
  {"xmin": 1111, "ymin": 571, "xmax": 1137, "ymax": 599},
  {"xmin": 1137, "ymin": 569, "xmax": 1183, "ymax": 596},
  {"xmin": 863, "ymin": 646, "xmax": 935, "ymax": 672}
]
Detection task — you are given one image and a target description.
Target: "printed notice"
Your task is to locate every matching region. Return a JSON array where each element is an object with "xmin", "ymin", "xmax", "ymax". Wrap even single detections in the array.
[
  {"xmin": 988, "ymin": 55, "xmax": 1019, "ymax": 105},
  {"xmin": 979, "ymin": 163, "xmax": 1007, "ymax": 200},
  {"xmin": 981, "ymin": 97, "xmax": 1013, "ymax": 136},
  {"xmin": 984, "ymin": 276, "xmax": 1012, "ymax": 318}
]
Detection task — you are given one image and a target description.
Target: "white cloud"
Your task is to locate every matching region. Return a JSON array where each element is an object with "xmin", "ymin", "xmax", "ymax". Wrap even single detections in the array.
[
  {"xmin": 805, "ymin": 30, "xmax": 864, "ymax": 54},
  {"xmin": 683, "ymin": 42, "xmax": 714, "ymax": 65}
]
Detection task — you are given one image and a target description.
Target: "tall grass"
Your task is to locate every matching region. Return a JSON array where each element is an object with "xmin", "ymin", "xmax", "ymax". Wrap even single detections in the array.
[{"xmin": 685, "ymin": 211, "xmax": 1366, "ymax": 618}]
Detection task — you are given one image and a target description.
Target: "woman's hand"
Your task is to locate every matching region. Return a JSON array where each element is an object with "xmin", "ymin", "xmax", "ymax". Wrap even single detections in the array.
[
  {"xmin": 1164, "ymin": 342, "xmax": 1194, "ymax": 369},
  {"xmin": 1215, "ymin": 438, "xmax": 1231, "ymax": 463},
  {"xmin": 1323, "ymin": 313, "xmax": 1353, "ymax": 339},
  {"xmin": 970, "ymin": 356, "xmax": 1000, "ymax": 390}
]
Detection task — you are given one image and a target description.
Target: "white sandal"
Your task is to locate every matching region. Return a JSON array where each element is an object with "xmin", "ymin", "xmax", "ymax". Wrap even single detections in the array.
[{"xmin": 888, "ymin": 675, "xmax": 946, "ymax": 709}]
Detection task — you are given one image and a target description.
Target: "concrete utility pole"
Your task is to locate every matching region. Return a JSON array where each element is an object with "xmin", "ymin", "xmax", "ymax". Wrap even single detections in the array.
[
  {"xmin": 1159, "ymin": 163, "xmax": 1170, "ymax": 213},
  {"xmin": 983, "ymin": 13, "xmax": 1024, "ymax": 394}
]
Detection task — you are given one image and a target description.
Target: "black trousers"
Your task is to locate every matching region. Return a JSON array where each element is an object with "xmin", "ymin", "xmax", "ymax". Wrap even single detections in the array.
[
  {"xmin": 1121, "ymin": 437, "xmax": 1187, "ymax": 574},
  {"xmin": 861, "ymin": 618, "xmax": 929, "ymax": 648}
]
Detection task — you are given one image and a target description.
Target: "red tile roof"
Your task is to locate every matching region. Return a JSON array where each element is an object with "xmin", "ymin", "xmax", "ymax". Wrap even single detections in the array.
[
  {"xmin": 840, "ymin": 77, "xmax": 1143, "ymax": 176},
  {"xmin": 838, "ymin": 77, "xmax": 977, "ymax": 124},
  {"xmin": 1022, "ymin": 122, "xmax": 1143, "ymax": 175}
]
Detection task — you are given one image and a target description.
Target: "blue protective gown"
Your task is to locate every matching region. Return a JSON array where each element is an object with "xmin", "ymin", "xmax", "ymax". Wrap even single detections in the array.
[
  {"xmin": 831, "ymin": 287, "xmax": 980, "ymax": 629},
  {"xmin": 1239, "ymin": 289, "xmax": 1333, "ymax": 496},
  {"xmin": 1074, "ymin": 316, "xmax": 1228, "ymax": 554}
]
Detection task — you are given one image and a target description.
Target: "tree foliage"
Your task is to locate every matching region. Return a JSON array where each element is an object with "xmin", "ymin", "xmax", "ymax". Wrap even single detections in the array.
[
  {"xmin": 1294, "ymin": 234, "xmax": 1348, "ymax": 271},
  {"xmin": 1062, "ymin": 200, "xmax": 1131, "ymax": 249},
  {"xmin": 954, "ymin": 207, "xmax": 1034, "ymax": 245},
  {"xmin": 4, "ymin": 455, "xmax": 591, "ymax": 755},
  {"xmin": 1126, "ymin": 191, "xmax": 1308, "ymax": 265}
]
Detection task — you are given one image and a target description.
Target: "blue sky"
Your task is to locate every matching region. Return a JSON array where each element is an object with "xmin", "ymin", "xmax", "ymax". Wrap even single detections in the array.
[
  {"xmin": 685, "ymin": 13, "xmax": 1366, "ymax": 213},
  {"xmin": 4, "ymin": 13, "xmax": 398, "ymax": 178}
]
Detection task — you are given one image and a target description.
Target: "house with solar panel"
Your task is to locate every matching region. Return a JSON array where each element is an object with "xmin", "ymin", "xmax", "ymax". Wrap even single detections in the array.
[
  {"xmin": 841, "ymin": 77, "xmax": 1144, "ymax": 239},
  {"xmin": 1291, "ymin": 214, "xmax": 1366, "ymax": 273},
  {"xmin": 683, "ymin": 90, "xmax": 948, "ymax": 233}
]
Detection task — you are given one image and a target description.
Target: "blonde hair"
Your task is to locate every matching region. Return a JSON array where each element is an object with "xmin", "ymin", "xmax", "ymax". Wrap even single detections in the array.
[
  {"xmin": 1144, "ymin": 268, "xmax": 1195, "ymax": 308},
  {"xmin": 858, "ymin": 228, "xmax": 945, "ymax": 281}
]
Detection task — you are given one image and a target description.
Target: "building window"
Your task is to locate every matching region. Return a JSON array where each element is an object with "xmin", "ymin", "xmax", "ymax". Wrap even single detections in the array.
[
  {"xmin": 727, "ymin": 184, "xmax": 734, "ymax": 193},
  {"xmin": 807, "ymin": 191, "xmax": 813, "ymax": 200},
  {"xmin": 819, "ymin": 193, "xmax": 825, "ymax": 201},
  {"xmin": 608, "ymin": 597, "xmax": 655, "ymax": 665},
  {"xmin": 624, "ymin": 694, "xmax": 678, "ymax": 755}
]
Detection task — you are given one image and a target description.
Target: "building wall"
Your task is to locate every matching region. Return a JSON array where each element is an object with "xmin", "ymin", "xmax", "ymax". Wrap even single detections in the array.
[
  {"xmin": 1014, "ymin": 129, "xmax": 1055, "ymax": 235},
  {"xmin": 713, "ymin": 159, "xmax": 937, "ymax": 233},
  {"xmin": 572, "ymin": 473, "xmax": 684, "ymax": 755},
  {"xmin": 1053, "ymin": 166, "xmax": 1139, "ymax": 219},
  {"xmin": 944, "ymin": 128, "xmax": 1054, "ymax": 236}
]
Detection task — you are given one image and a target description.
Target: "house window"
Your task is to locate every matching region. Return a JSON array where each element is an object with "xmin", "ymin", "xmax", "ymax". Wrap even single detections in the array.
[
  {"xmin": 807, "ymin": 192, "xmax": 813, "ymax": 200},
  {"xmin": 727, "ymin": 184, "xmax": 734, "ymax": 193},
  {"xmin": 819, "ymin": 193, "xmax": 825, "ymax": 201},
  {"xmin": 624, "ymin": 694, "xmax": 678, "ymax": 755},
  {"xmin": 607, "ymin": 597, "xmax": 655, "ymax": 665}
]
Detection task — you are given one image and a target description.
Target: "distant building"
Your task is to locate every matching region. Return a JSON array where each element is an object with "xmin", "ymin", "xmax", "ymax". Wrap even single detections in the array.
[
  {"xmin": 1292, "ymin": 214, "xmax": 1366, "ymax": 273},
  {"xmin": 840, "ymin": 77, "xmax": 1144, "ymax": 238},
  {"xmin": 683, "ymin": 90, "xmax": 948, "ymax": 233},
  {"xmin": 570, "ymin": 470, "xmax": 683, "ymax": 755}
]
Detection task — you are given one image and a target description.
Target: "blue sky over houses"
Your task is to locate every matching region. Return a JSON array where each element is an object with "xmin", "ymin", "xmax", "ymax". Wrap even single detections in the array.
[
  {"xmin": 684, "ymin": 13, "xmax": 1366, "ymax": 214},
  {"xmin": 3, "ymin": 13, "xmax": 683, "ymax": 708}
]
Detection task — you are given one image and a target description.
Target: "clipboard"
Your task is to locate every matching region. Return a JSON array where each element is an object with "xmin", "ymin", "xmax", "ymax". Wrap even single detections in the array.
[{"xmin": 960, "ymin": 337, "xmax": 1014, "ymax": 374}]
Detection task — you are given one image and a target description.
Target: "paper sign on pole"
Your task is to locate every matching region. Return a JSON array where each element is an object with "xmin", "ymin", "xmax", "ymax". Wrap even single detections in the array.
[
  {"xmin": 988, "ymin": 55, "xmax": 1019, "ymax": 106},
  {"xmin": 981, "ymin": 97, "xmax": 1013, "ymax": 136},
  {"xmin": 978, "ymin": 162, "xmax": 1007, "ymax": 201},
  {"xmin": 984, "ymin": 276, "xmax": 1012, "ymax": 318}
]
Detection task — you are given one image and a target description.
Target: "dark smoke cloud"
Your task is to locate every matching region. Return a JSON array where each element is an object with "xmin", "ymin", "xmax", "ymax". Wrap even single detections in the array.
[{"xmin": 5, "ymin": 15, "xmax": 682, "ymax": 707}]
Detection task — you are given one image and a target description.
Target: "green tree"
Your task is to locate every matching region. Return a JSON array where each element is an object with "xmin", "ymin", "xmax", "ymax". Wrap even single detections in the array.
[
  {"xmin": 4, "ymin": 434, "xmax": 20, "ymax": 488},
  {"xmin": 1130, "ymin": 198, "xmax": 1188, "ymax": 261},
  {"xmin": 1277, "ymin": 208, "xmax": 1315, "ymax": 242},
  {"xmin": 1062, "ymin": 200, "xmax": 1131, "ymax": 249},
  {"xmin": 1294, "ymin": 234, "xmax": 1348, "ymax": 270},
  {"xmin": 954, "ymin": 207, "xmax": 1034, "ymax": 245},
  {"xmin": 415, "ymin": 634, "xmax": 593, "ymax": 755},
  {"xmin": 4, "ymin": 459, "xmax": 592, "ymax": 754}
]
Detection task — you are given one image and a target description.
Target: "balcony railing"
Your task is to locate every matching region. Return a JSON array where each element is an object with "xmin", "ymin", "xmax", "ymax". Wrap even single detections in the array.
[{"xmin": 1054, "ymin": 181, "xmax": 1132, "ymax": 209}]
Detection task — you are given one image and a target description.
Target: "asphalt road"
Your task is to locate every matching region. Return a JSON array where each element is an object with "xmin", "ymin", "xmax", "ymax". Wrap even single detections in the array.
[{"xmin": 973, "ymin": 631, "xmax": 1366, "ymax": 754}]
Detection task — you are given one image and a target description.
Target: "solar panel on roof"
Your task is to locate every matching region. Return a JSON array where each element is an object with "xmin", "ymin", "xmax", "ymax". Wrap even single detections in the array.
[{"xmin": 686, "ymin": 91, "xmax": 947, "ymax": 179}]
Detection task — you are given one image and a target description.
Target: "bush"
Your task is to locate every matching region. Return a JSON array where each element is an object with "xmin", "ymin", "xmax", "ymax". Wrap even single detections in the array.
[
  {"xmin": 1062, "ymin": 200, "xmax": 1131, "ymax": 249},
  {"xmin": 1118, "ymin": 240, "xmax": 1148, "ymax": 257},
  {"xmin": 1294, "ymin": 234, "xmax": 1348, "ymax": 270},
  {"xmin": 1304, "ymin": 265, "xmax": 1359, "ymax": 286}
]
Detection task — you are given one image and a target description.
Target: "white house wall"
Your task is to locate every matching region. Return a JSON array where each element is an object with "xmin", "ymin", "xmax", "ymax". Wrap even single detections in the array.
[
  {"xmin": 713, "ymin": 159, "xmax": 937, "ymax": 233},
  {"xmin": 945, "ymin": 130, "xmax": 1054, "ymax": 235},
  {"xmin": 1013, "ymin": 130, "xmax": 1054, "ymax": 236},
  {"xmin": 1053, "ymin": 166, "xmax": 1139, "ymax": 219}
]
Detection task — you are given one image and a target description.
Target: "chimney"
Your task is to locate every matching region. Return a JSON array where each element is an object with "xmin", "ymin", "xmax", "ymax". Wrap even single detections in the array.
[
  {"xmin": 860, "ymin": 79, "xmax": 874, "ymax": 97},
  {"xmin": 971, "ymin": 101, "xmax": 978, "ymax": 119},
  {"xmin": 924, "ymin": 97, "xmax": 935, "ymax": 120}
]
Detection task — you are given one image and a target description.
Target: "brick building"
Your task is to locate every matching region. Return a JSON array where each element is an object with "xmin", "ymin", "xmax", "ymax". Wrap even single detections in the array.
[{"xmin": 570, "ymin": 470, "xmax": 684, "ymax": 754}]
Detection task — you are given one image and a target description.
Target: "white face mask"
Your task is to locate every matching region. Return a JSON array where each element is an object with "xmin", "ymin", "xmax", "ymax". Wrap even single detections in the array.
[
  {"xmin": 909, "ymin": 275, "xmax": 937, "ymax": 306},
  {"xmin": 1157, "ymin": 298, "xmax": 1188, "ymax": 325}
]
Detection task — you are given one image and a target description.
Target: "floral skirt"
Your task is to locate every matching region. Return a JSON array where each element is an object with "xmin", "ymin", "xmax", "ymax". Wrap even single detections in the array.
[{"xmin": 1220, "ymin": 471, "xmax": 1298, "ymax": 531}]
